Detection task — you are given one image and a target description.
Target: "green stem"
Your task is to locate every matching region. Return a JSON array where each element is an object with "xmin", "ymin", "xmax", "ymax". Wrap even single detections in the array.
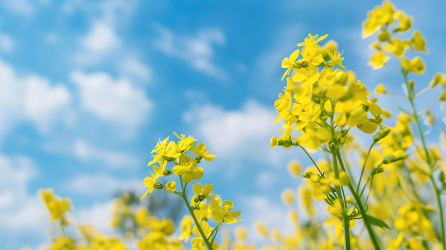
[
  {"xmin": 403, "ymin": 72, "xmax": 445, "ymax": 250},
  {"xmin": 331, "ymin": 150, "xmax": 351, "ymax": 250},
  {"xmin": 356, "ymin": 142, "xmax": 376, "ymax": 193},
  {"xmin": 299, "ymin": 145, "xmax": 324, "ymax": 176},
  {"xmin": 210, "ymin": 222, "xmax": 223, "ymax": 245},
  {"xmin": 180, "ymin": 176, "xmax": 213, "ymax": 250},
  {"xmin": 336, "ymin": 150, "xmax": 381, "ymax": 250}
]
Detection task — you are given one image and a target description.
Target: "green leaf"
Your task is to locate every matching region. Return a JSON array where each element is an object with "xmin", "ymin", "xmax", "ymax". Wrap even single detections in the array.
[{"xmin": 366, "ymin": 214, "xmax": 390, "ymax": 229}]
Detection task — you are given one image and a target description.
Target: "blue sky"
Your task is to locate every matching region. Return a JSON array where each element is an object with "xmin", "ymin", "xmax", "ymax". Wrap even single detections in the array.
[{"xmin": 0, "ymin": 0, "xmax": 445, "ymax": 249}]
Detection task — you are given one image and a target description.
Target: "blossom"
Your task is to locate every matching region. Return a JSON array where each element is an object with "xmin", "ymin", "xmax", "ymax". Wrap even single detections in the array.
[
  {"xmin": 189, "ymin": 142, "xmax": 216, "ymax": 162},
  {"xmin": 141, "ymin": 171, "xmax": 160, "ymax": 200},
  {"xmin": 191, "ymin": 183, "xmax": 220, "ymax": 204},
  {"xmin": 165, "ymin": 181, "xmax": 176, "ymax": 193},
  {"xmin": 210, "ymin": 200, "xmax": 242, "ymax": 224},
  {"xmin": 327, "ymin": 50, "xmax": 346, "ymax": 69},
  {"xmin": 296, "ymin": 122, "xmax": 331, "ymax": 151},
  {"xmin": 412, "ymin": 30, "xmax": 427, "ymax": 53},
  {"xmin": 172, "ymin": 154, "xmax": 203, "ymax": 183},
  {"xmin": 368, "ymin": 51, "xmax": 390, "ymax": 69},
  {"xmin": 40, "ymin": 189, "xmax": 71, "ymax": 222},
  {"xmin": 281, "ymin": 49, "xmax": 300, "ymax": 80},
  {"xmin": 148, "ymin": 137, "xmax": 170, "ymax": 166}
]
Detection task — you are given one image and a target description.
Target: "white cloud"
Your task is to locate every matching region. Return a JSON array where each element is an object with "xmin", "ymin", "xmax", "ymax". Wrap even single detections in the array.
[
  {"xmin": 73, "ymin": 139, "xmax": 139, "ymax": 168},
  {"xmin": 183, "ymin": 100, "xmax": 283, "ymax": 163},
  {"xmin": 118, "ymin": 56, "xmax": 152, "ymax": 82},
  {"xmin": 0, "ymin": 33, "xmax": 14, "ymax": 53},
  {"xmin": 0, "ymin": 154, "xmax": 46, "ymax": 231},
  {"xmin": 0, "ymin": 59, "xmax": 71, "ymax": 137},
  {"xmin": 82, "ymin": 22, "xmax": 120, "ymax": 53},
  {"xmin": 71, "ymin": 71, "xmax": 152, "ymax": 129},
  {"xmin": 65, "ymin": 174, "xmax": 143, "ymax": 197},
  {"xmin": 154, "ymin": 24, "xmax": 226, "ymax": 79},
  {"xmin": 2, "ymin": 0, "xmax": 34, "ymax": 16},
  {"xmin": 75, "ymin": 22, "xmax": 121, "ymax": 65},
  {"xmin": 77, "ymin": 201, "xmax": 114, "ymax": 234},
  {"xmin": 24, "ymin": 77, "xmax": 71, "ymax": 131}
]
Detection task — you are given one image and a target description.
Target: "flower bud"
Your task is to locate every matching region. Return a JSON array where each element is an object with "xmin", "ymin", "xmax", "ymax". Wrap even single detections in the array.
[
  {"xmin": 198, "ymin": 195, "xmax": 206, "ymax": 201},
  {"xmin": 374, "ymin": 83, "xmax": 386, "ymax": 94},
  {"xmin": 410, "ymin": 57, "xmax": 425, "ymax": 74},
  {"xmin": 378, "ymin": 30, "xmax": 391, "ymax": 41},
  {"xmin": 154, "ymin": 183, "xmax": 164, "ymax": 189},
  {"xmin": 277, "ymin": 138, "xmax": 291, "ymax": 147},
  {"xmin": 270, "ymin": 136, "xmax": 279, "ymax": 147},
  {"xmin": 382, "ymin": 150, "xmax": 408, "ymax": 164},
  {"xmin": 165, "ymin": 181, "xmax": 176, "ymax": 192},
  {"xmin": 163, "ymin": 170, "xmax": 173, "ymax": 176},
  {"xmin": 408, "ymin": 79, "xmax": 415, "ymax": 90},
  {"xmin": 439, "ymin": 90, "xmax": 446, "ymax": 101},
  {"xmin": 373, "ymin": 127, "xmax": 391, "ymax": 142},
  {"xmin": 370, "ymin": 166, "xmax": 384, "ymax": 176},
  {"xmin": 430, "ymin": 73, "xmax": 446, "ymax": 88},
  {"xmin": 339, "ymin": 172, "xmax": 351, "ymax": 186}
]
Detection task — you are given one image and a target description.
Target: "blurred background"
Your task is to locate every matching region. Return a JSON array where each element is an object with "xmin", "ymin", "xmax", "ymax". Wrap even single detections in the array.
[{"xmin": 0, "ymin": 0, "xmax": 445, "ymax": 249}]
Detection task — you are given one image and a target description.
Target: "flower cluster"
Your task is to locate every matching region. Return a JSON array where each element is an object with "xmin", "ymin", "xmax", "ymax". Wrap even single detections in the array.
[{"xmin": 141, "ymin": 132, "xmax": 242, "ymax": 250}]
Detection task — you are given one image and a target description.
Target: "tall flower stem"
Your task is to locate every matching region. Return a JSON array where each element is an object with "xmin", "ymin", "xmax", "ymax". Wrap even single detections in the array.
[
  {"xmin": 179, "ymin": 176, "xmax": 213, "ymax": 250},
  {"xmin": 402, "ymin": 71, "xmax": 446, "ymax": 250},
  {"xmin": 331, "ymin": 150, "xmax": 351, "ymax": 250},
  {"xmin": 336, "ymin": 150, "xmax": 381, "ymax": 250}
]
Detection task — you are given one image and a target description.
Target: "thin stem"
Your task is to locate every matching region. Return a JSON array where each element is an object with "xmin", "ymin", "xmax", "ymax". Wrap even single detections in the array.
[
  {"xmin": 356, "ymin": 142, "xmax": 377, "ymax": 193},
  {"xmin": 336, "ymin": 151, "xmax": 381, "ymax": 250},
  {"xmin": 210, "ymin": 222, "xmax": 223, "ymax": 245},
  {"xmin": 415, "ymin": 86, "xmax": 431, "ymax": 98},
  {"xmin": 331, "ymin": 150, "xmax": 351, "ymax": 250},
  {"xmin": 402, "ymin": 71, "xmax": 446, "ymax": 250},
  {"xmin": 180, "ymin": 176, "xmax": 213, "ymax": 250},
  {"xmin": 299, "ymin": 145, "xmax": 324, "ymax": 176}
]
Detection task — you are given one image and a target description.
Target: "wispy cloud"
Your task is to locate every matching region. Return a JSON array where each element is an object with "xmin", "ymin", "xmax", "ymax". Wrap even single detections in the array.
[
  {"xmin": 153, "ymin": 24, "xmax": 226, "ymax": 80},
  {"xmin": 0, "ymin": 59, "xmax": 71, "ymax": 138},
  {"xmin": 71, "ymin": 71, "xmax": 152, "ymax": 130},
  {"xmin": 73, "ymin": 139, "xmax": 139, "ymax": 169}
]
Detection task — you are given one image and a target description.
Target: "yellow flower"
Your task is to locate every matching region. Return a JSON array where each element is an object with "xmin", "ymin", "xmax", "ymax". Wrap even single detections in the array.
[
  {"xmin": 384, "ymin": 38, "xmax": 409, "ymax": 58},
  {"xmin": 297, "ymin": 33, "xmax": 328, "ymax": 47},
  {"xmin": 141, "ymin": 170, "xmax": 160, "ymax": 200},
  {"xmin": 172, "ymin": 154, "xmax": 203, "ymax": 183},
  {"xmin": 281, "ymin": 189, "xmax": 295, "ymax": 205},
  {"xmin": 368, "ymin": 51, "xmax": 390, "ymax": 69},
  {"xmin": 255, "ymin": 221, "xmax": 269, "ymax": 237},
  {"xmin": 173, "ymin": 132, "xmax": 197, "ymax": 153},
  {"xmin": 287, "ymin": 159, "xmax": 301, "ymax": 178},
  {"xmin": 327, "ymin": 50, "xmax": 346, "ymax": 69},
  {"xmin": 430, "ymin": 73, "xmax": 446, "ymax": 87},
  {"xmin": 44, "ymin": 236, "xmax": 76, "ymax": 250},
  {"xmin": 189, "ymin": 142, "xmax": 216, "ymax": 162},
  {"xmin": 318, "ymin": 40, "xmax": 337, "ymax": 59},
  {"xmin": 296, "ymin": 122, "xmax": 331, "ymax": 151},
  {"xmin": 193, "ymin": 221, "xmax": 213, "ymax": 237},
  {"xmin": 148, "ymin": 137, "xmax": 169, "ymax": 165},
  {"xmin": 394, "ymin": 11, "xmax": 412, "ymax": 33},
  {"xmin": 281, "ymin": 49, "xmax": 300, "ymax": 80},
  {"xmin": 165, "ymin": 181, "xmax": 176, "ymax": 193},
  {"xmin": 412, "ymin": 30, "xmax": 428, "ymax": 53},
  {"xmin": 179, "ymin": 215, "xmax": 193, "ymax": 242},
  {"xmin": 191, "ymin": 183, "xmax": 220, "ymax": 204},
  {"xmin": 374, "ymin": 83, "xmax": 386, "ymax": 94},
  {"xmin": 235, "ymin": 226, "xmax": 248, "ymax": 241},
  {"xmin": 40, "ymin": 189, "xmax": 71, "ymax": 222},
  {"xmin": 409, "ymin": 56, "xmax": 425, "ymax": 74},
  {"xmin": 210, "ymin": 200, "xmax": 242, "ymax": 224}
]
